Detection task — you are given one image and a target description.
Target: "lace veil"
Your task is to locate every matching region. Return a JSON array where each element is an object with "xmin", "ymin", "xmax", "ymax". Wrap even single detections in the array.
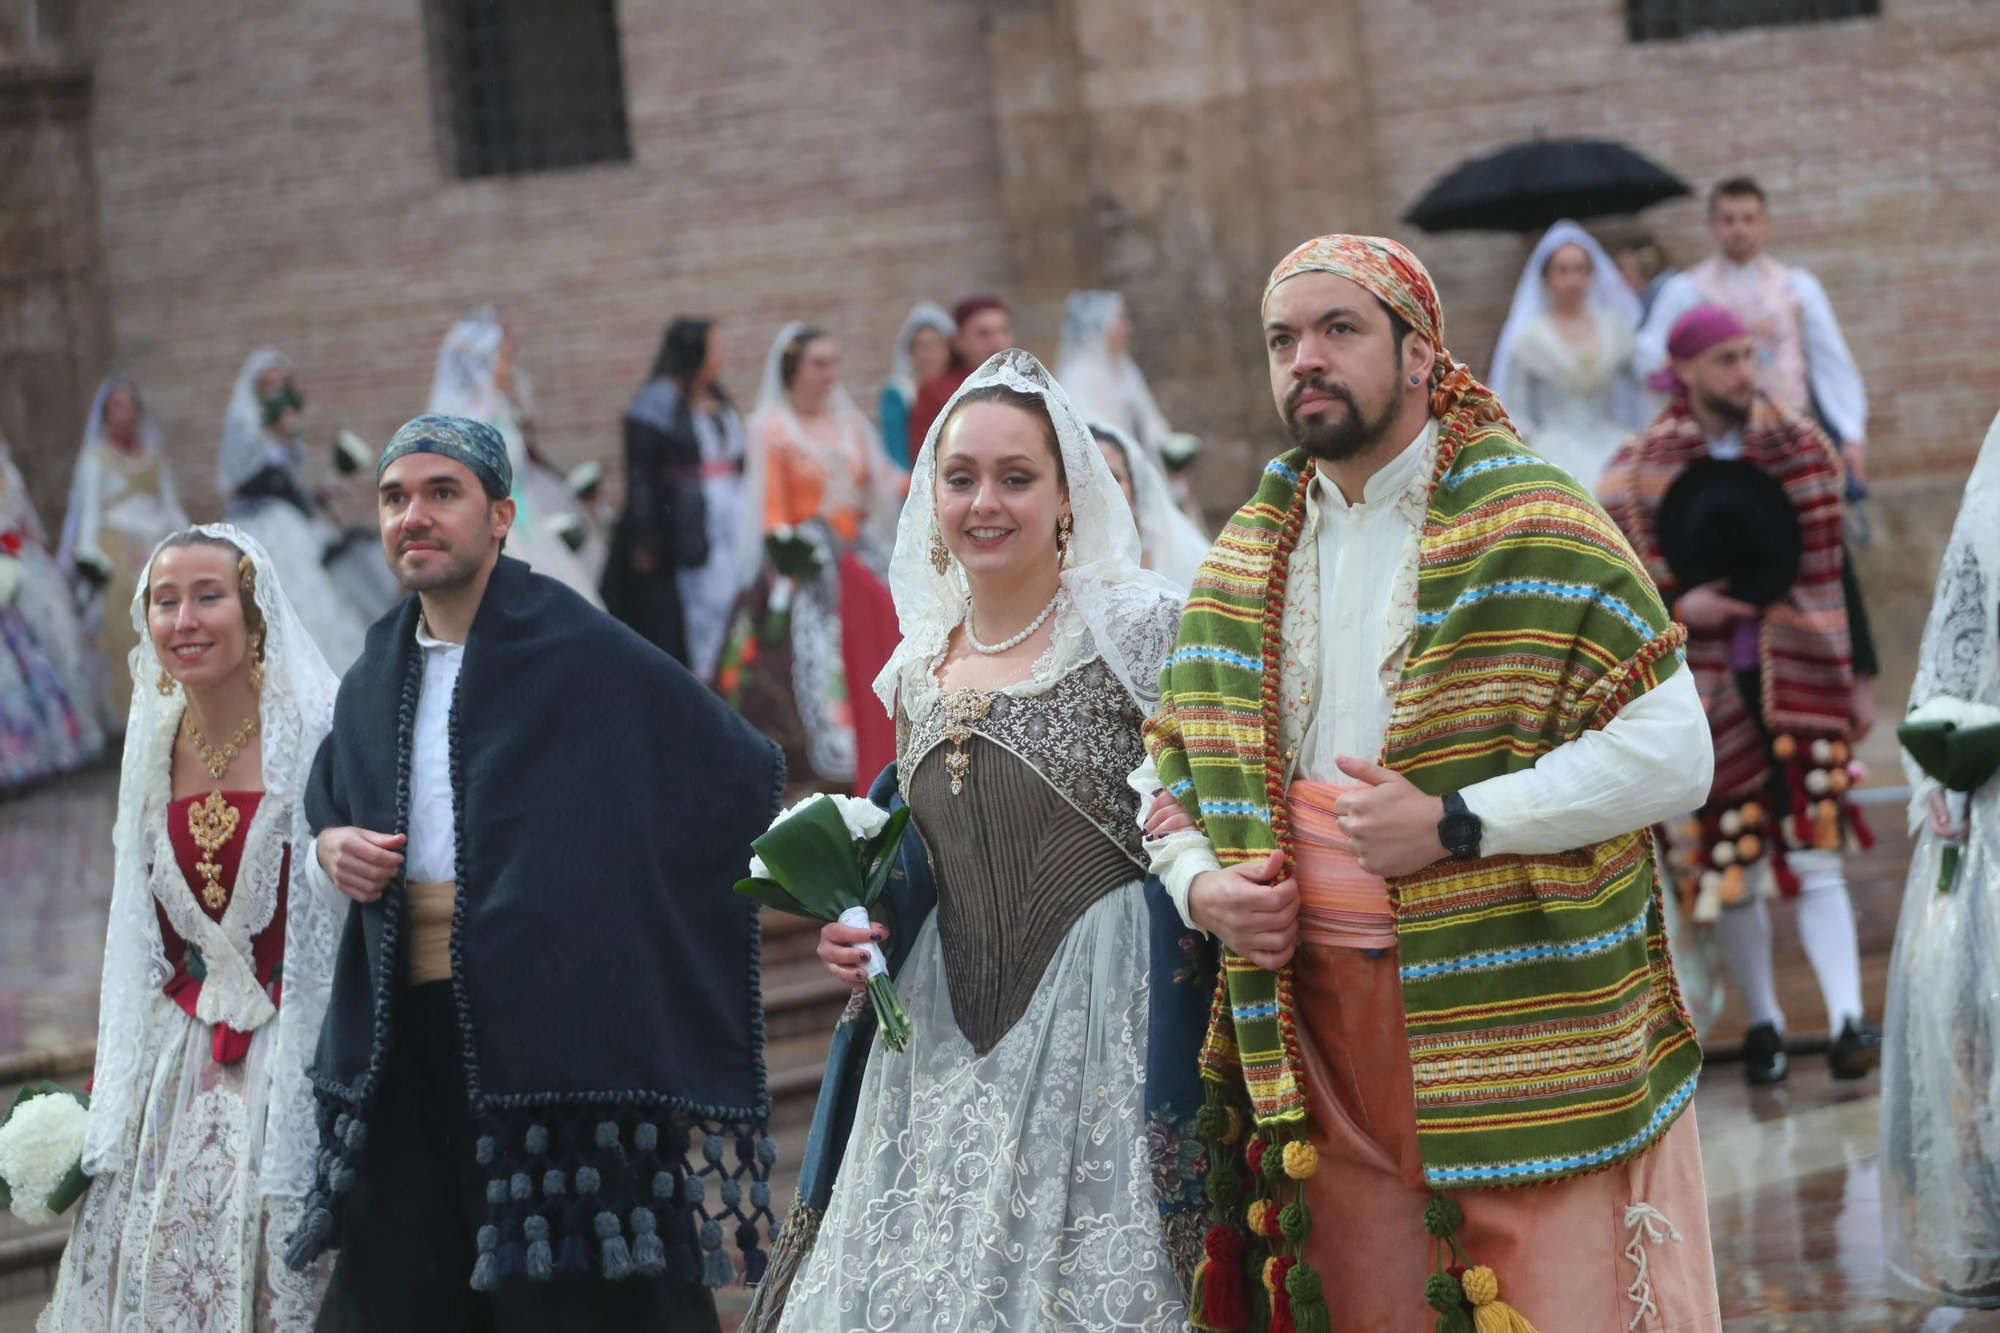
[
  {"xmin": 83, "ymin": 522, "xmax": 342, "ymax": 1201},
  {"xmin": 875, "ymin": 349, "xmax": 1182, "ymax": 719},
  {"xmin": 217, "ymin": 347, "xmax": 300, "ymax": 496},
  {"xmin": 1487, "ymin": 220, "xmax": 1647, "ymax": 426}
]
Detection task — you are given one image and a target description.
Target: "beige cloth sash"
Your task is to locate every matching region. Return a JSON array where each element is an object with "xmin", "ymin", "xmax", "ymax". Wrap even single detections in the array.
[{"xmin": 406, "ymin": 880, "xmax": 456, "ymax": 986}]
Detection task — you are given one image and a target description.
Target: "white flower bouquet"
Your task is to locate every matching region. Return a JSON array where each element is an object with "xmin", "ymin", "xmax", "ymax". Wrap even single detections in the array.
[
  {"xmin": 0, "ymin": 1082, "xmax": 91, "ymax": 1225},
  {"xmin": 735, "ymin": 793, "xmax": 914, "ymax": 1051}
]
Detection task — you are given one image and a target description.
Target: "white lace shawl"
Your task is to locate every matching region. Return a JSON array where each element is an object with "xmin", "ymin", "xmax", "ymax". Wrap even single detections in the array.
[
  {"xmin": 875, "ymin": 349, "xmax": 1184, "ymax": 722},
  {"xmin": 84, "ymin": 523, "xmax": 342, "ymax": 1201},
  {"xmin": 1904, "ymin": 409, "xmax": 2000, "ymax": 828}
]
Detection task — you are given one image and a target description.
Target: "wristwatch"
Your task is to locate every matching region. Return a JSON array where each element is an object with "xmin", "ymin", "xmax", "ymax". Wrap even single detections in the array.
[{"xmin": 1437, "ymin": 791, "xmax": 1483, "ymax": 861}]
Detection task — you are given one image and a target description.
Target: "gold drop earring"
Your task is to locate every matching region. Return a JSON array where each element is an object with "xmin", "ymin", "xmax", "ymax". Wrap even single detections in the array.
[
  {"xmin": 1056, "ymin": 514, "xmax": 1074, "ymax": 566},
  {"xmin": 929, "ymin": 526, "xmax": 951, "ymax": 576},
  {"xmin": 157, "ymin": 670, "xmax": 177, "ymax": 696},
  {"xmin": 247, "ymin": 631, "xmax": 265, "ymax": 691}
]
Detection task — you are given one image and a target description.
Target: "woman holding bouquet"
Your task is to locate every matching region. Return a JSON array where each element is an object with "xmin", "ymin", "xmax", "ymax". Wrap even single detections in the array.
[
  {"xmin": 718, "ymin": 323, "xmax": 899, "ymax": 788},
  {"xmin": 42, "ymin": 524, "xmax": 340, "ymax": 1330},
  {"xmin": 1881, "ymin": 408, "xmax": 2000, "ymax": 1306},
  {"xmin": 749, "ymin": 350, "xmax": 1190, "ymax": 1331}
]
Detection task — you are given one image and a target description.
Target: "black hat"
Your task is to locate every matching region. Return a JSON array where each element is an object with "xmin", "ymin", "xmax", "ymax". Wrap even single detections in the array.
[{"xmin": 1655, "ymin": 457, "xmax": 1802, "ymax": 607}]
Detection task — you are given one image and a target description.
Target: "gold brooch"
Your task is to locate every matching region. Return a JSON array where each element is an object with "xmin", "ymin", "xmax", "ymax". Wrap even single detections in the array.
[
  {"xmin": 187, "ymin": 790, "xmax": 241, "ymax": 910},
  {"xmin": 941, "ymin": 690, "xmax": 995, "ymax": 796}
]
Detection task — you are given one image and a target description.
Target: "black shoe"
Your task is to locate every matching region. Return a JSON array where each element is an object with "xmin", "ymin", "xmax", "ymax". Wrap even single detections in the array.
[
  {"xmin": 1828, "ymin": 1017, "xmax": 1882, "ymax": 1080},
  {"xmin": 1744, "ymin": 1022, "xmax": 1788, "ymax": 1085}
]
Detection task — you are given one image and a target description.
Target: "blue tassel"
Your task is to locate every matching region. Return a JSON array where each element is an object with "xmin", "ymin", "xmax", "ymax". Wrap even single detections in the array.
[
  {"xmin": 470, "ymin": 1252, "xmax": 499, "ymax": 1292},
  {"xmin": 524, "ymin": 1123, "xmax": 549, "ymax": 1155},
  {"xmin": 475, "ymin": 1135, "xmax": 496, "ymax": 1165},
  {"xmin": 743, "ymin": 1245, "xmax": 768, "ymax": 1285},
  {"xmin": 281, "ymin": 1205, "xmax": 332, "ymax": 1271},
  {"xmin": 596, "ymin": 1120, "xmax": 621, "ymax": 1150},
  {"xmin": 756, "ymin": 1136, "xmax": 779, "ymax": 1167},
  {"xmin": 343, "ymin": 1118, "xmax": 367, "ymax": 1152},
  {"xmin": 630, "ymin": 1209, "xmax": 665, "ymax": 1277},
  {"xmin": 601, "ymin": 1235, "xmax": 634, "ymax": 1281},
  {"xmin": 751, "ymin": 1180, "xmax": 771, "ymax": 1210},
  {"xmin": 524, "ymin": 1216, "xmax": 553, "ymax": 1281},
  {"xmin": 651, "ymin": 1170, "xmax": 674, "ymax": 1199},
  {"xmin": 485, "ymin": 1178, "xmax": 507, "ymax": 1206},
  {"xmin": 542, "ymin": 1169, "xmax": 566, "ymax": 1197},
  {"xmin": 702, "ymin": 1246, "xmax": 735, "ymax": 1287},
  {"xmin": 575, "ymin": 1166, "xmax": 601, "ymax": 1195},
  {"xmin": 634, "ymin": 1122, "xmax": 658, "ymax": 1152},
  {"xmin": 703, "ymin": 1134, "xmax": 726, "ymax": 1165},
  {"xmin": 329, "ymin": 1165, "xmax": 356, "ymax": 1194},
  {"xmin": 557, "ymin": 1234, "xmax": 590, "ymax": 1275},
  {"xmin": 509, "ymin": 1172, "xmax": 533, "ymax": 1201},
  {"xmin": 477, "ymin": 1224, "xmax": 500, "ymax": 1255},
  {"xmin": 334, "ymin": 1113, "xmax": 351, "ymax": 1143},
  {"xmin": 683, "ymin": 1175, "xmax": 706, "ymax": 1206}
]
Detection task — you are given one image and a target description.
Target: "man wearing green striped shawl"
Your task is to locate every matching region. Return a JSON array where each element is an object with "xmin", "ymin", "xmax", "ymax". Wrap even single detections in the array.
[{"xmin": 1134, "ymin": 234, "xmax": 1724, "ymax": 1332}]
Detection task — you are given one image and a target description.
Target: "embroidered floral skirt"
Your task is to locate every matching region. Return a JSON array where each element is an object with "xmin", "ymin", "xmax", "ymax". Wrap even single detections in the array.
[
  {"xmin": 40, "ymin": 997, "xmax": 328, "ymax": 1333},
  {"xmin": 777, "ymin": 884, "xmax": 1187, "ymax": 1332}
]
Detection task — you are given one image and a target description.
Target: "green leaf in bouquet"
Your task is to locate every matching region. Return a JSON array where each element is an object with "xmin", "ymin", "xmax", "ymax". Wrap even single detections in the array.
[
  {"xmin": 738, "ymin": 797, "xmax": 869, "ymax": 922},
  {"xmin": 858, "ymin": 806, "xmax": 913, "ymax": 908},
  {"xmin": 1899, "ymin": 719, "xmax": 2000, "ymax": 794}
]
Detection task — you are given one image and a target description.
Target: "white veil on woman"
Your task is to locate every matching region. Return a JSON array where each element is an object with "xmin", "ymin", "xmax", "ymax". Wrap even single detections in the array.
[
  {"xmin": 876, "ymin": 349, "xmax": 1182, "ymax": 720},
  {"xmin": 83, "ymin": 523, "xmax": 342, "ymax": 1202},
  {"xmin": 1088, "ymin": 420, "xmax": 1210, "ymax": 592},
  {"xmin": 1486, "ymin": 220, "xmax": 1648, "ymax": 430},
  {"xmin": 887, "ymin": 303, "xmax": 956, "ymax": 406},
  {"xmin": 219, "ymin": 348, "xmax": 300, "ymax": 497},
  {"xmin": 1055, "ymin": 291, "xmax": 1176, "ymax": 459},
  {"xmin": 1881, "ymin": 409, "xmax": 2000, "ymax": 1300},
  {"xmin": 57, "ymin": 377, "xmax": 180, "ymax": 573}
]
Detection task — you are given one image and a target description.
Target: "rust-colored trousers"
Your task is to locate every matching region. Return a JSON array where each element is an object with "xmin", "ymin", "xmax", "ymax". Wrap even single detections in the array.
[{"xmin": 1288, "ymin": 782, "xmax": 1722, "ymax": 1332}]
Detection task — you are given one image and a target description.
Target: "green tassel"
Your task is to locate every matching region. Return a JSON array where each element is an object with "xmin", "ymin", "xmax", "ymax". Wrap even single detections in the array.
[
  {"xmin": 1286, "ymin": 1261, "xmax": 1332, "ymax": 1333},
  {"xmin": 1436, "ymin": 1308, "xmax": 1475, "ymax": 1333}
]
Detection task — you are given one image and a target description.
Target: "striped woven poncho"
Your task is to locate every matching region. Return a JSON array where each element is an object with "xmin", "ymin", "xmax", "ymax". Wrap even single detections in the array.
[{"xmin": 1143, "ymin": 420, "xmax": 1701, "ymax": 1326}]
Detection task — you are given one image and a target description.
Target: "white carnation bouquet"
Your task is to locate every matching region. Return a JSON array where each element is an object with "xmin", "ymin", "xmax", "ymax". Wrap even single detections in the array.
[
  {"xmin": 0, "ymin": 1082, "xmax": 91, "ymax": 1225},
  {"xmin": 734, "ymin": 793, "xmax": 913, "ymax": 1051}
]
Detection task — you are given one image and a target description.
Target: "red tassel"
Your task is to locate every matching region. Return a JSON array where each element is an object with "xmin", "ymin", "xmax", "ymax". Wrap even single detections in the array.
[
  {"xmin": 1189, "ymin": 1226, "xmax": 1247, "ymax": 1330},
  {"xmin": 1266, "ymin": 1255, "xmax": 1297, "ymax": 1333}
]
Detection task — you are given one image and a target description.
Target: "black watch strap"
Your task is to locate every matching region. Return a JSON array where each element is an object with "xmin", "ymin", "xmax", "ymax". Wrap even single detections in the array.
[{"xmin": 1438, "ymin": 790, "xmax": 1483, "ymax": 861}]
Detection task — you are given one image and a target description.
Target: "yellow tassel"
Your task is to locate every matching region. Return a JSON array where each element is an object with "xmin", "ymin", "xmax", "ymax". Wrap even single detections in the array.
[
  {"xmin": 1245, "ymin": 1199, "xmax": 1270, "ymax": 1235},
  {"xmin": 1461, "ymin": 1266, "xmax": 1540, "ymax": 1333},
  {"xmin": 1282, "ymin": 1141, "xmax": 1318, "ymax": 1179},
  {"xmin": 1223, "ymin": 1106, "xmax": 1245, "ymax": 1145}
]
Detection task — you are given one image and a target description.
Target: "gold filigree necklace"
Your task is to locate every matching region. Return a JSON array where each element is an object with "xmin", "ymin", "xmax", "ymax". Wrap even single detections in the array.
[{"xmin": 182, "ymin": 710, "xmax": 257, "ymax": 910}]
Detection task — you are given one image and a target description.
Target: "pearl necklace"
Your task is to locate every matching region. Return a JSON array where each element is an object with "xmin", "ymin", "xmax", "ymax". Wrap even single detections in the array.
[{"xmin": 964, "ymin": 589, "xmax": 1063, "ymax": 655}]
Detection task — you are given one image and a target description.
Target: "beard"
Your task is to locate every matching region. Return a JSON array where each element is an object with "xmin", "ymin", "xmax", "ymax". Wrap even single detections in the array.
[
  {"xmin": 1692, "ymin": 383, "xmax": 1752, "ymax": 428},
  {"xmin": 394, "ymin": 537, "xmax": 486, "ymax": 594},
  {"xmin": 1284, "ymin": 376, "xmax": 1398, "ymax": 462}
]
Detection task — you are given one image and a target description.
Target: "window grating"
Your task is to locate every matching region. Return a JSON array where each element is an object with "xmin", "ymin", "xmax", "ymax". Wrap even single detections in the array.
[
  {"xmin": 1625, "ymin": 0, "xmax": 1880, "ymax": 42},
  {"xmin": 426, "ymin": 0, "xmax": 632, "ymax": 180}
]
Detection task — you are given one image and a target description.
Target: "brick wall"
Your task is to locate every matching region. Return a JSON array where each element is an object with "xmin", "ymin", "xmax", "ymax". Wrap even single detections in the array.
[{"xmin": 63, "ymin": 0, "xmax": 1011, "ymax": 519}]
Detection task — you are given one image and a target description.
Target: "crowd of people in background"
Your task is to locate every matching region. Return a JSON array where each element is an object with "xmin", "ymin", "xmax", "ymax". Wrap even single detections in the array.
[{"xmin": 11, "ymin": 173, "xmax": 2000, "ymax": 1330}]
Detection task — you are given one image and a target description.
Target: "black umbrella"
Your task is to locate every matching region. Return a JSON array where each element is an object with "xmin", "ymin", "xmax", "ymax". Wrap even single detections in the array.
[{"xmin": 1403, "ymin": 136, "xmax": 1691, "ymax": 234}]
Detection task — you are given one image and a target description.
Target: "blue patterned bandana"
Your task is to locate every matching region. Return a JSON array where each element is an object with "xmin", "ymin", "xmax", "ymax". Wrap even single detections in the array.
[{"xmin": 378, "ymin": 413, "xmax": 512, "ymax": 499}]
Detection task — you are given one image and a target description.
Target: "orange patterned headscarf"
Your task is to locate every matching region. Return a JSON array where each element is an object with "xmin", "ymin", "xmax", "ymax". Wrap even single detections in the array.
[{"xmin": 1263, "ymin": 232, "xmax": 1510, "ymax": 431}]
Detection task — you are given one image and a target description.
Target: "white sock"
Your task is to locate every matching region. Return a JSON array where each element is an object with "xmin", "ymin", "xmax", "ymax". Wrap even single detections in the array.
[
  {"xmin": 1787, "ymin": 849, "xmax": 1865, "ymax": 1032},
  {"xmin": 1716, "ymin": 895, "xmax": 1785, "ymax": 1031}
]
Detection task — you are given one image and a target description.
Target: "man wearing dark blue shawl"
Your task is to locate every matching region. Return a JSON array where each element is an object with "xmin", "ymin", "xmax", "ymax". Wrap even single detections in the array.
[{"xmin": 289, "ymin": 414, "xmax": 784, "ymax": 1332}]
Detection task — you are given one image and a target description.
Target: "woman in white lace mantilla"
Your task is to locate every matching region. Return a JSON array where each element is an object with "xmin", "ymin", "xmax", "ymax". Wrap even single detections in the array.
[
  {"xmin": 42, "ymin": 524, "xmax": 341, "ymax": 1332},
  {"xmin": 1487, "ymin": 220, "xmax": 1652, "ymax": 491},
  {"xmin": 764, "ymin": 350, "xmax": 1188, "ymax": 1332},
  {"xmin": 1880, "ymin": 408, "xmax": 2000, "ymax": 1307},
  {"xmin": 428, "ymin": 307, "xmax": 607, "ymax": 604}
]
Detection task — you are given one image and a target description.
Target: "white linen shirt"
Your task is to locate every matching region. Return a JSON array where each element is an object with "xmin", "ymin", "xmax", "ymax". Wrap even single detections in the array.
[
  {"xmin": 1135, "ymin": 420, "xmax": 1713, "ymax": 929},
  {"xmin": 404, "ymin": 617, "xmax": 466, "ymax": 883}
]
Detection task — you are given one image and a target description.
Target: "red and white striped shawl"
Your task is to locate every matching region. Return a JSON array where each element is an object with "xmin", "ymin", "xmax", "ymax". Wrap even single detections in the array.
[{"xmin": 1599, "ymin": 395, "xmax": 1851, "ymax": 802}]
